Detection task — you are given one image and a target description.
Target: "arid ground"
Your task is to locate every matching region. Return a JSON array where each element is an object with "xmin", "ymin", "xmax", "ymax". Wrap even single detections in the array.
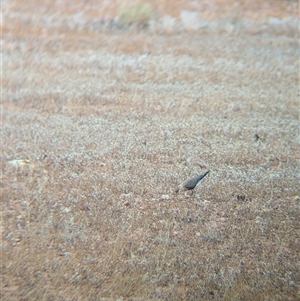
[{"xmin": 2, "ymin": 1, "xmax": 300, "ymax": 300}]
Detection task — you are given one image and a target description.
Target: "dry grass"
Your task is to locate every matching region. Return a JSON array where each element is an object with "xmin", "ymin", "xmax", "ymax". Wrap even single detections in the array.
[
  {"xmin": 117, "ymin": 1, "xmax": 156, "ymax": 28},
  {"xmin": 2, "ymin": 0, "xmax": 300, "ymax": 300}
]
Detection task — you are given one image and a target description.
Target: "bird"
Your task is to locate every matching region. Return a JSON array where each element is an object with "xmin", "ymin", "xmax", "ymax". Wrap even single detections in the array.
[{"xmin": 175, "ymin": 170, "xmax": 210, "ymax": 194}]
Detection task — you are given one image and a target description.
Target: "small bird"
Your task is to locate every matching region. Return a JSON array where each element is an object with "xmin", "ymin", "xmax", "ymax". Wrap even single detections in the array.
[{"xmin": 175, "ymin": 170, "xmax": 210, "ymax": 194}]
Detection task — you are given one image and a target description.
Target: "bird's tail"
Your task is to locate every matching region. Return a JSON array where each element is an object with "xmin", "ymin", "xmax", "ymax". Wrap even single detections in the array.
[{"xmin": 198, "ymin": 170, "xmax": 210, "ymax": 181}]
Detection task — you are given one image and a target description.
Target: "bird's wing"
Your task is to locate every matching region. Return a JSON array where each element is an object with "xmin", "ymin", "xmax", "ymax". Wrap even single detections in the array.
[
  {"xmin": 184, "ymin": 176, "xmax": 199, "ymax": 189},
  {"xmin": 184, "ymin": 171, "xmax": 209, "ymax": 189}
]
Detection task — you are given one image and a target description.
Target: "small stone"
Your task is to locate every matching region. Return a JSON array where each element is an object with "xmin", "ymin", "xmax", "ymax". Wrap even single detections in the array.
[
  {"xmin": 120, "ymin": 193, "xmax": 132, "ymax": 200},
  {"xmin": 180, "ymin": 10, "xmax": 201, "ymax": 31},
  {"xmin": 161, "ymin": 15, "xmax": 177, "ymax": 34}
]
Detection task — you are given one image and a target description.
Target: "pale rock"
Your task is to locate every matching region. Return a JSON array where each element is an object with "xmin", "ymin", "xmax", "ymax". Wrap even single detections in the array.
[
  {"xmin": 161, "ymin": 15, "xmax": 177, "ymax": 34},
  {"xmin": 180, "ymin": 10, "xmax": 201, "ymax": 31}
]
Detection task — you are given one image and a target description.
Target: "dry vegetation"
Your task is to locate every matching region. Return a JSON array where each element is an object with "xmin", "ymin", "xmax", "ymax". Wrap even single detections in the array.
[{"xmin": 2, "ymin": 0, "xmax": 300, "ymax": 300}]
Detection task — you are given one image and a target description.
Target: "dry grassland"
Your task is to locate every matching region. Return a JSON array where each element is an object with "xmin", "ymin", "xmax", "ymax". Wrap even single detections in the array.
[{"xmin": 2, "ymin": 0, "xmax": 300, "ymax": 300}]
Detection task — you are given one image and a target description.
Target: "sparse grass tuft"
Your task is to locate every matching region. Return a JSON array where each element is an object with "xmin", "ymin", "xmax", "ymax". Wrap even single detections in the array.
[{"xmin": 117, "ymin": 1, "xmax": 156, "ymax": 27}]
